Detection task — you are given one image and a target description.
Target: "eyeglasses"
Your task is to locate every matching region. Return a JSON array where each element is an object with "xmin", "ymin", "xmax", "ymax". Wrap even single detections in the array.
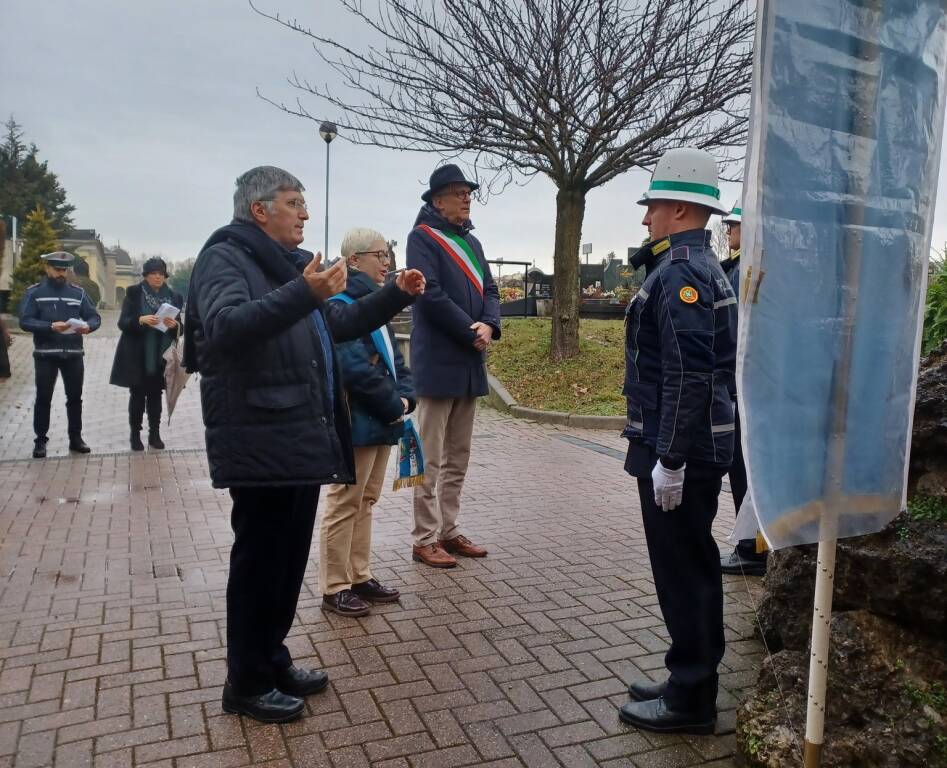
[
  {"xmin": 445, "ymin": 189, "xmax": 473, "ymax": 201},
  {"xmin": 261, "ymin": 198, "xmax": 308, "ymax": 211},
  {"xmin": 354, "ymin": 250, "xmax": 391, "ymax": 262}
]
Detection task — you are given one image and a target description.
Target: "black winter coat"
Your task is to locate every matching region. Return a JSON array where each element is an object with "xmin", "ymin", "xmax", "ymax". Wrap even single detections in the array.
[
  {"xmin": 109, "ymin": 282, "xmax": 184, "ymax": 389},
  {"xmin": 406, "ymin": 205, "xmax": 500, "ymax": 398},
  {"xmin": 183, "ymin": 221, "xmax": 414, "ymax": 489}
]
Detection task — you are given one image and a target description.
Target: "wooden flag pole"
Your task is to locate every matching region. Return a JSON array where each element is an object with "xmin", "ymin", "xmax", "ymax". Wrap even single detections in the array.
[{"xmin": 803, "ymin": 535, "xmax": 837, "ymax": 766}]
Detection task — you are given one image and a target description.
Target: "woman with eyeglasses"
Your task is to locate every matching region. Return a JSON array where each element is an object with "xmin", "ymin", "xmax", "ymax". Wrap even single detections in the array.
[{"xmin": 319, "ymin": 228, "xmax": 415, "ymax": 617}]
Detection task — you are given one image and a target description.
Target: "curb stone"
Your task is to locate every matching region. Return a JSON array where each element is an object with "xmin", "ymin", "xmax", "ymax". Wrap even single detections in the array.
[{"xmin": 487, "ymin": 373, "xmax": 625, "ymax": 430}]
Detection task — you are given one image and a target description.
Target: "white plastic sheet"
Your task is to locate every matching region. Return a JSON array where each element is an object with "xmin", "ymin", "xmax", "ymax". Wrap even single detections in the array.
[{"xmin": 738, "ymin": 0, "xmax": 947, "ymax": 549}]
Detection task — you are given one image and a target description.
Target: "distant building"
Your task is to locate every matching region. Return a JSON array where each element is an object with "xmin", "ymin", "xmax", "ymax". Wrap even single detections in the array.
[
  {"xmin": 59, "ymin": 230, "xmax": 137, "ymax": 308},
  {"xmin": 0, "ymin": 229, "xmax": 137, "ymax": 310}
]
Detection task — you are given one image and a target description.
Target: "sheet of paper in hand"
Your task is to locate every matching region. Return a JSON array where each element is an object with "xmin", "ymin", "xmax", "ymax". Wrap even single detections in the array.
[
  {"xmin": 154, "ymin": 303, "xmax": 180, "ymax": 333},
  {"xmin": 61, "ymin": 318, "xmax": 90, "ymax": 335}
]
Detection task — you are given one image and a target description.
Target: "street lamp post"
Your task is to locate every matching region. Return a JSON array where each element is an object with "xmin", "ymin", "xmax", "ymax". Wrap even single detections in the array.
[{"xmin": 319, "ymin": 121, "xmax": 338, "ymax": 261}]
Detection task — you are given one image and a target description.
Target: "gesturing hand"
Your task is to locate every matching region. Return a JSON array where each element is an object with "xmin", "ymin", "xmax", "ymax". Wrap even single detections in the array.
[
  {"xmin": 470, "ymin": 321, "xmax": 493, "ymax": 351},
  {"xmin": 395, "ymin": 269, "xmax": 426, "ymax": 296},
  {"xmin": 303, "ymin": 253, "xmax": 347, "ymax": 302}
]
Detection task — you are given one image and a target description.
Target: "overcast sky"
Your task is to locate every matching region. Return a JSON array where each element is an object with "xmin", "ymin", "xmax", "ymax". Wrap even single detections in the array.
[{"xmin": 3, "ymin": 0, "xmax": 946, "ymax": 273}]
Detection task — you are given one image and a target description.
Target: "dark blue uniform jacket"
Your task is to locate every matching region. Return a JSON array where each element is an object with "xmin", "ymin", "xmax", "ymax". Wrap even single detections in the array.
[
  {"xmin": 622, "ymin": 229, "xmax": 737, "ymax": 478},
  {"xmin": 19, "ymin": 278, "xmax": 101, "ymax": 357},
  {"xmin": 406, "ymin": 205, "xmax": 500, "ymax": 398}
]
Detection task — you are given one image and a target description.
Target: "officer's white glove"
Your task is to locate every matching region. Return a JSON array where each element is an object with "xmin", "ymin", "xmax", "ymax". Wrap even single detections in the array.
[{"xmin": 652, "ymin": 460, "xmax": 686, "ymax": 511}]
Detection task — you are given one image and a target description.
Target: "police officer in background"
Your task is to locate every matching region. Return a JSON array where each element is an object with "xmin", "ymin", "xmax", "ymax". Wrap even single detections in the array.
[
  {"xmin": 719, "ymin": 202, "xmax": 768, "ymax": 576},
  {"xmin": 619, "ymin": 149, "xmax": 736, "ymax": 735},
  {"xmin": 19, "ymin": 252, "xmax": 101, "ymax": 458}
]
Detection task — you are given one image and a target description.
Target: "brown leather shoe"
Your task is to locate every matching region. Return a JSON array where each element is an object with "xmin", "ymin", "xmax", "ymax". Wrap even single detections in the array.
[
  {"xmin": 439, "ymin": 535, "xmax": 487, "ymax": 558},
  {"xmin": 412, "ymin": 543, "xmax": 457, "ymax": 568}
]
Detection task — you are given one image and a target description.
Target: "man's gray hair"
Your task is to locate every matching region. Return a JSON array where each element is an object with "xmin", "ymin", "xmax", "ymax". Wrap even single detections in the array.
[
  {"xmin": 233, "ymin": 166, "xmax": 305, "ymax": 223},
  {"xmin": 341, "ymin": 228, "xmax": 387, "ymax": 262}
]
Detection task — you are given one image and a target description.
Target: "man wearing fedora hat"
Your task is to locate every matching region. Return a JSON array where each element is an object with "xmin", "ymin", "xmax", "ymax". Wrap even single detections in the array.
[
  {"xmin": 19, "ymin": 251, "xmax": 101, "ymax": 458},
  {"xmin": 618, "ymin": 148, "xmax": 737, "ymax": 735},
  {"xmin": 406, "ymin": 164, "xmax": 500, "ymax": 568}
]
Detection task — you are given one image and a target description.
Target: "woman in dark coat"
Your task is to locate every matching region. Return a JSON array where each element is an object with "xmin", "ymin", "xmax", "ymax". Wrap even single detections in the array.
[
  {"xmin": 110, "ymin": 257, "xmax": 184, "ymax": 450},
  {"xmin": 319, "ymin": 228, "xmax": 416, "ymax": 618}
]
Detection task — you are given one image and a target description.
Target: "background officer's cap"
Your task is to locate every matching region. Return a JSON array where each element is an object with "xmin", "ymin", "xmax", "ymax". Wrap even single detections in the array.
[{"xmin": 41, "ymin": 251, "xmax": 76, "ymax": 268}]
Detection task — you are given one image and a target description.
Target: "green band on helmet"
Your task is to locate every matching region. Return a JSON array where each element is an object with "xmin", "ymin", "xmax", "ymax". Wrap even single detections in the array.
[
  {"xmin": 732, "ymin": 207, "xmax": 742, "ymax": 215},
  {"xmin": 648, "ymin": 180, "xmax": 721, "ymax": 199}
]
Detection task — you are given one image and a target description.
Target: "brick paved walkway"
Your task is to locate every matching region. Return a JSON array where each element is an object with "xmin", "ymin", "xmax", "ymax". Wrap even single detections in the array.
[{"xmin": 0, "ymin": 321, "xmax": 763, "ymax": 767}]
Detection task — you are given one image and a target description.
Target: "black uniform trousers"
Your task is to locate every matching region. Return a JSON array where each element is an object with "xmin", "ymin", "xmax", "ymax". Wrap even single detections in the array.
[
  {"xmin": 33, "ymin": 355, "xmax": 84, "ymax": 441},
  {"xmin": 129, "ymin": 374, "xmax": 164, "ymax": 431},
  {"xmin": 227, "ymin": 484, "xmax": 320, "ymax": 695},
  {"xmin": 637, "ymin": 466, "xmax": 725, "ymax": 715}
]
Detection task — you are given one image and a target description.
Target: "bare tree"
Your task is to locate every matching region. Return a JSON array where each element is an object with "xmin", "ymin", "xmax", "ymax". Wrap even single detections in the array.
[
  {"xmin": 711, "ymin": 220, "xmax": 731, "ymax": 261},
  {"xmin": 253, "ymin": 0, "xmax": 753, "ymax": 360}
]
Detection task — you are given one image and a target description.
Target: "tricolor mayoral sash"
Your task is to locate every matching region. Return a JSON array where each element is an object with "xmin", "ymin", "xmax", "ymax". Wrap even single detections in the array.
[{"xmin": 415, "ymin": 224, "xmax": 484, "ymax": 296}]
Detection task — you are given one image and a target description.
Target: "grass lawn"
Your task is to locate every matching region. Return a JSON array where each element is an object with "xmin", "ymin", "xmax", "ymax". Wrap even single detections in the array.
[{"xmin": 487, "ymin": 317, "xmax": 626, "ymax": 416}]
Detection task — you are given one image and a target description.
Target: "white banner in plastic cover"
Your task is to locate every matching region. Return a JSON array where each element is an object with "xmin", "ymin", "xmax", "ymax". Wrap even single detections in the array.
[{"xmin": 737, "ymin": 0, "xmax": 947, "ymax": 549}]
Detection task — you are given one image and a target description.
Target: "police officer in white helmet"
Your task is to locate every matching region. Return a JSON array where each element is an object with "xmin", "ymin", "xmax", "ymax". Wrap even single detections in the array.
[
  {"xmin": 619, "ymin": 148, "xmax": 737, "ymax": 734},
  {"xmin": 718, "ymin": 202, "xmax": 768, "ymax": 576}
]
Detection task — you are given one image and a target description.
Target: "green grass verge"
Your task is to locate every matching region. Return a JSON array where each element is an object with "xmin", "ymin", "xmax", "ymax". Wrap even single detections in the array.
[{"xmin": 487, "ymin": 318, "xmax": 625, "ymax": 416}]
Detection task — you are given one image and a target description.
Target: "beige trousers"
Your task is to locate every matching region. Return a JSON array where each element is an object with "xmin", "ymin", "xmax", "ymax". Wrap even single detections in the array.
[
  {"xmin": 412, "ymin": 396, "xmax": 477, "ymax": 546},
  {"xmin": 320, "ymin": 444, "xmax": 392, "ymax": 596}
]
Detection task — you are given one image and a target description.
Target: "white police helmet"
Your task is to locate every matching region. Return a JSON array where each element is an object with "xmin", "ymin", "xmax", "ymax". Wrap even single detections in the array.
[
  {"xmin": 637, "ymin": 148, "xmax": 729, "ymax": 215},
  {"xmin": 722, "ymin": 201, "xmax": 742, "ymax": 225}
]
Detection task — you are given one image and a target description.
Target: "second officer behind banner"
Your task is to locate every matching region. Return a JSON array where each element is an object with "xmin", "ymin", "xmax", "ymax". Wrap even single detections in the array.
[{"xmin": 619, "ymin": 148, "xmax": 737, "ymax": 735}]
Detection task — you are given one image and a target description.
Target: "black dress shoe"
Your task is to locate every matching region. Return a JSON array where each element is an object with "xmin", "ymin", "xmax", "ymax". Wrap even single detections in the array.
[
  {"xmin": 619, "ymin": 697, "xmax": 716, "ymax": 735},
  {"xmin": 33, "ymin": 440, "xmax": 47, "ymax": 459},
  {"xmin": 148, "ymin": 430, "xmax": 165, "ymax": 449},
  {"xmin": 352, "ymin": 578, "xmax": 401, "ymax": 603},
  {"xmin": 627, "ymin": 678, "xmax": 668, "ymax": 701},
  {"xmin": 275, "ymin": 666, "xmax": 330, "ymax": 697},
  {"xmin": 221, "ymin": 681, "xmax": 304, "ymax": 723},
  {"xmin": 720, "ymin": 549, "xmax": 767, "ymax": 576},
  {"xmin": 130, "ymin": 431, "xmax": 144, "ymax": 451},
  {"xmin": 68, "ymin": 437, "xmax": 91, "ymax": 454},
  {"xmin": 321, "ymin": 589, "xmax": 370, "ymax": 617}
]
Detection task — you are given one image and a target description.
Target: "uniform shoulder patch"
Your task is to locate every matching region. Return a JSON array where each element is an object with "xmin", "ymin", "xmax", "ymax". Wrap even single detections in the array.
[
  {"xmin": 671, "ymin": 246, "xmax": 690, "ymax": 262},
  {"xmin": 679, "ymin": 286, "xmax": 699, "ymax": 304},
  {"xmin": 652, "ymin": 238, "xmax": 671, "ymax": 255}
]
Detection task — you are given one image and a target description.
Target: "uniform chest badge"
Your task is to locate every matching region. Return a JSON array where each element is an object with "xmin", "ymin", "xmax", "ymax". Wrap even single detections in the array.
[{"xmin": 679, "ymin": 286, "xmax": 698, "ymax": 304}]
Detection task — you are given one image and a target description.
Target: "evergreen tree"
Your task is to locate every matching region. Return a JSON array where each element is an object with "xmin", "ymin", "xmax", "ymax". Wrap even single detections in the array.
[
  {"xmin": 168, "ymin": 259, "xmax": 194, "ymax": 298},
  {"xmin": 0, "ymin": 117, "xmax": 75, "ymax": 233},
  {"xmin": 9, "ymin": 206, "xmax": 59, "ymax": 311}
]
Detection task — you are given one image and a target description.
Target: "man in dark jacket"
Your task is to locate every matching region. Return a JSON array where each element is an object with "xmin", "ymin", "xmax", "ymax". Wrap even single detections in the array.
[
  {"xmin": 619, "ymin": 149, "xmax": 736, "ymax": 735},
  {"xmin": 718, "ymin": 202, "xmax": 768, "ymax": 577},
  {"xmin": 406, "ymin": 164, "xmax": 500, "ymax": 568},
  {"xmin": 184, "ymin": 166, "xmax": 425, "ymax": 724},
  {"xmin": 19, "ymin": 251, "xmax": 101, "ymax": 458}
]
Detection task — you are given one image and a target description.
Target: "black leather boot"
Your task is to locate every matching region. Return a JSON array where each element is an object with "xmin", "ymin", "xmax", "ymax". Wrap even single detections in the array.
[
  {"xmin": 130, "ymin": 430, "xmax": 144, "ymax": 451},
  {"xmin": 68, "ymin": 436, "xmax": 91, "ymax": 454},
  {"xmin": 148, "ymin": 430, "xmax": 165, "ymax": 449}
]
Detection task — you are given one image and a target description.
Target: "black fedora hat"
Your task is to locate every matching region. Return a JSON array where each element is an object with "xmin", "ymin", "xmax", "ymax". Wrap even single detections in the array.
[{"xmin": 421, "ymin": 164, "xmax": 479, "ymax": 203}]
